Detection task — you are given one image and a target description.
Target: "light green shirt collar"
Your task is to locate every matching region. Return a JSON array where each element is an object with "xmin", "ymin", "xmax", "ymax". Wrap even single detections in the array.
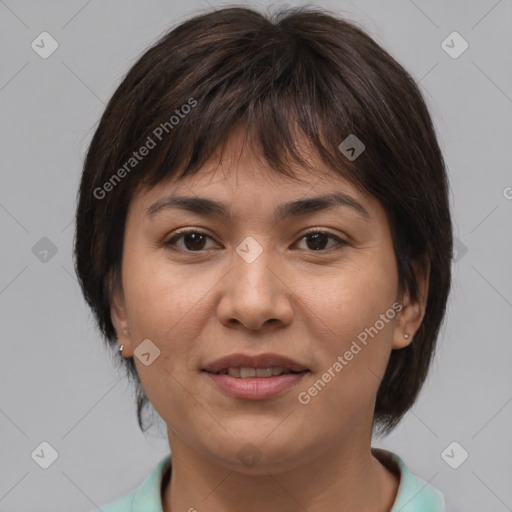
[
  {"xmin": 95, "ymin": 449, "xmax": 445, "ymax": 511},
  {"xmin": 374, "ymin": 449, "xmax": 446, "ymax": 512}
]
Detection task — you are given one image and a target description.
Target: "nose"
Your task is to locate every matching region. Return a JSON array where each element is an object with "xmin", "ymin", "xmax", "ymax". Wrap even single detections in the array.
[{"xmin": 216, "ymin": 242, "xmax": 294, "ymax": 331}]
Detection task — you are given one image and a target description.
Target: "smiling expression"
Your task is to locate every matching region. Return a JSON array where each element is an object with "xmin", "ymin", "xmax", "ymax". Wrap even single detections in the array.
[{"xmin": 110, "ymin": 125, "xmax": 424, "ymax": 473}]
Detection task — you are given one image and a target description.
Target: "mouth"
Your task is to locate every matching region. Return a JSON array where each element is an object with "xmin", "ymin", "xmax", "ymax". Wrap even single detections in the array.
[
  {"xmin": 202, "ymin": 352, "xmax": 310, "ymax": 376},
  {"xmin": 202, "ymin": 354, "xmax": 310, "ymax": 400},
  {"xmin": 205, "ymin": 366, "xmax": 309, "ymax": 378}
]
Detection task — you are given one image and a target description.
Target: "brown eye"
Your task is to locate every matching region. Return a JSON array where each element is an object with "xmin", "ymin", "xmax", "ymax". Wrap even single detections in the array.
[
  {"xmin": 164, "ymin": 229, "xmax": 346, "ymax": 253},
  {"xmin": 296, "ymin": 231, "xmax": 347, "ymax": 252},
  {"xmin": 165, "ymin": 230, "xmax": 215, "ymax": 252}
]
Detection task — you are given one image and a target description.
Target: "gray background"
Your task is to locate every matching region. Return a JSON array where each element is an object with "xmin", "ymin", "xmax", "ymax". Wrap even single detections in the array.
[{"xmin": 1, "ymin": 0, "xmax": 511, "ymax": 511}]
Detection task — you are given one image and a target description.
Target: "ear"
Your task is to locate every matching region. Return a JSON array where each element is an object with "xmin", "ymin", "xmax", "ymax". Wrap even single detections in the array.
[
  {"xmin": 108, "ymin": 269, "xmax": 132, "ymax": 356},
  {"xmin": 392, "ymin": 256, "xmax": 430, "ymax": 350}
]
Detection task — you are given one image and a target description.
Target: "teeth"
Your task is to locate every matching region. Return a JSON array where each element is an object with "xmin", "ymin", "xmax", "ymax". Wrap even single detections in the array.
[
  {"xmin": 227, "ymin": 367, "xmax": 241, "ymax": 378},
  {"xmin": 240, "ymin": 367, "xmax": 256, "ymax": 378},
  {"xmin": 220, "ymin": 367, "xmax": 295, "ymax": 378},
  {"xmin": 256, "ymin": 367, "xmax": 272, "ymax": 378}
]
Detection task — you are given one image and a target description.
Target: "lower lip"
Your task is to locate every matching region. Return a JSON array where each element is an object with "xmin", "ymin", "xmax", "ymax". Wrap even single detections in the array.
[{"xmin": 203, "ymin": 371, "xmax": 308, "ymax": 400}]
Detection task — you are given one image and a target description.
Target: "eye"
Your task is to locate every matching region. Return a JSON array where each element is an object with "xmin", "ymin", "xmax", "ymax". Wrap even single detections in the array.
[
  {"xmin": 164, "ymin": 229, "xmax": 218, "ymax": 252},
  {"xmin": 294, "ymin": 230, "xmax": 347, "ymax": 252},
  {"xmin": 164, "ymin": 229, "xmax": 347, "ymax": 253}
]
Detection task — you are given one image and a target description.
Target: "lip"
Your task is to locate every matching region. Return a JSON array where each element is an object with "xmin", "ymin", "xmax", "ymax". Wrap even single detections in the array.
[
  {"xmin": 202, "ymin": 352, "xmax": 308, "ymax": 374},
  {"xmin": 204, "ymin": 372, "xmax": 308, "ymax": 400},
  {"xmin": 202, "ymin": 352, "xmax": 309, "ymax": 400}
]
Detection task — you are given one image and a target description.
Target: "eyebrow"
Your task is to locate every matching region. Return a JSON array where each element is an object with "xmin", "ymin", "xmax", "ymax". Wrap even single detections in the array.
[{"xmin": 146, "ymin": 192, "xmax": 370, "ymax": 223}]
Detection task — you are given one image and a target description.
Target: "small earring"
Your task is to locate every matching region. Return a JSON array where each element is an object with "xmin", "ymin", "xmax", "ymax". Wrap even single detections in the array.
[
  {"xmin": 403, "ymin": 333, "xmax": 410, "ymax": 339},
  {"xmin": 118, "ymin": 344, "xmax": 125, "ymax": 354}
]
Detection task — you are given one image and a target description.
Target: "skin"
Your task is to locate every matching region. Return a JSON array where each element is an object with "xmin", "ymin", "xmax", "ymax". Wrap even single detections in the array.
[{"xmin": 111, "ymin": 125, "xmax": 428, "ymax": 512}]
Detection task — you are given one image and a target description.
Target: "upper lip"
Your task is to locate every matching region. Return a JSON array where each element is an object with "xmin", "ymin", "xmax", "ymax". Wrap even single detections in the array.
[{"xmin": 202, "ymin": 353, "xmax": 309, "ymax": 373}]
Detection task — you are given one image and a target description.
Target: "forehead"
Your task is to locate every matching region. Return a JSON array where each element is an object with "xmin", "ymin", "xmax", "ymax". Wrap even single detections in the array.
[{"xmin": 131, "ymin": 124, "xmax": 373, "ymax": 213}]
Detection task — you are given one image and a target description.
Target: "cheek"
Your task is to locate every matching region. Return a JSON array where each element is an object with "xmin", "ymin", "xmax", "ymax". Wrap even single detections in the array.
[
  {"xmin": 122, "ymin": 248, "xmax": 183, "ymax": 329},
  {"xmin": 121, "ymin": 248, "xmax": 222, "ymax": 364},
  {"xmin": 294, "ymin": 248, "xmax": 399, "ymax": 414},
  {"xmin": 120, "ymin": 250, "xmax": 212, "ymax": 421},
  {"xmin": 299, "ymin": 251, "xmax": 398, "ymax": 344}
]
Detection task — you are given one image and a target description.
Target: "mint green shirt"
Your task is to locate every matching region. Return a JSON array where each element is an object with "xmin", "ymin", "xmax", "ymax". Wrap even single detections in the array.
[{"xmin": 92, "ymin": 449, "xmax": 445, "ymax": 511}]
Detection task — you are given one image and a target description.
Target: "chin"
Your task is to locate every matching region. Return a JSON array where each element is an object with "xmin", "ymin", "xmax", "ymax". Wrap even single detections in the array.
[{"xmin": 220, "ymin": 432, "xmax": 308, "ymax": 470}]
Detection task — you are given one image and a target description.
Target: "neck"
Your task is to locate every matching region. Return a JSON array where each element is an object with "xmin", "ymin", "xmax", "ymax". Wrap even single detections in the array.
[{"xmin": 162, "ymin": 430, "xmax": 399, "ymax": 512}]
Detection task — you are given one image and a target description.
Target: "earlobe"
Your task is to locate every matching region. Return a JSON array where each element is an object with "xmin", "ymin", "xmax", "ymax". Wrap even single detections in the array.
[
  {"xmin": 109, "ymin": 271, "xmax": 132, "ymax": 355},
  {"xmin": 392, "ymin": 257, "xmax": 430, "ymax": 350},
  {"xmin": 111, "ymin": 301, "xmax": 132, "ymax": 356},
  {"xmin": 391, "ymin": 294, "xmax": 419, "ymax": 349},
  {"xmin": 111, "ymin": 298, "xmax": 130, "ymax": 344}
]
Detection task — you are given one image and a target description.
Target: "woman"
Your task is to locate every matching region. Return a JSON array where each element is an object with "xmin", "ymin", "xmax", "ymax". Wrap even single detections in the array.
[{"xmin": 75, "ymin": 6, "xmax": 452, "ymax": 511}]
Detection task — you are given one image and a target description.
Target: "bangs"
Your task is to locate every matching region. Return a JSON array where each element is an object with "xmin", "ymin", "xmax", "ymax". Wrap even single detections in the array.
[
  {"xmin": 112, "ymin": 9, "xmax": 381, "ymax": 197},
  {"xmin": 76, "ymin": 6, "xmax": 452, "ymax": 436},
  {"xmin": 145, "ymin": 91, "xmax": 359, "ymax": 192}
]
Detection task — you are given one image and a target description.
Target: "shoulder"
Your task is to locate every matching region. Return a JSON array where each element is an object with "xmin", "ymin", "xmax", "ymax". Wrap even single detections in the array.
[
  {"xmin": 90, "ymin": 490, "xmax": 135, "ymax": 512},
  {"xmin": 372, "ymin": 448, "xmax": 446, "ymax": 512},
  {"xmin": 88, "ymin": 454, "xmax": 172, "ymax": 512}
]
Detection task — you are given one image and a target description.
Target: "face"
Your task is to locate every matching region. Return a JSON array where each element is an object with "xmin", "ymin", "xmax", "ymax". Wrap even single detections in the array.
[{"xmin": 111, "ymin": 126, "xmax": 425, "ymax": 474}]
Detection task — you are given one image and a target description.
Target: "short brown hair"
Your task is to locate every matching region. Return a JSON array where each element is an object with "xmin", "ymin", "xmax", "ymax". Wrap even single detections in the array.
[{"xmin": 74, "ymin": 6, "xmax": 453, "ymax": 435}]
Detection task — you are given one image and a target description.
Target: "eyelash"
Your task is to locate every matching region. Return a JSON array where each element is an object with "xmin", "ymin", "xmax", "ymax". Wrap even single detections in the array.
[{"xmin": 163, "ymin": 228, "xmax": 347, "ymax": 253}]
